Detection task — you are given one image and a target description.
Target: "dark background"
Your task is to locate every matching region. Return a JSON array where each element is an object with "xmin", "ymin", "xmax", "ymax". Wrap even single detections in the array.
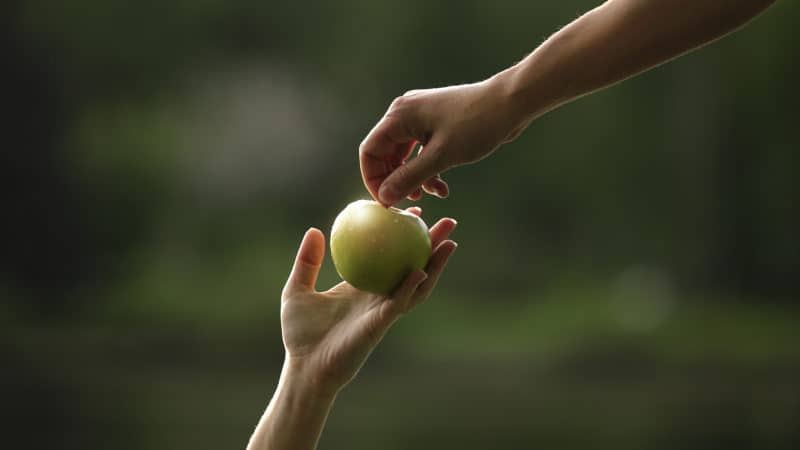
[{"xmin": 2, "ymin": 1, "xmax": 798, "ymax": 449}]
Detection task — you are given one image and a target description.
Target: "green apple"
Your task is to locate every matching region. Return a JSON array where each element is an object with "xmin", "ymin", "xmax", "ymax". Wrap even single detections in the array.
[{"xmin": 331, "ymin": 200, "xmax": 431, "ymax": 295}]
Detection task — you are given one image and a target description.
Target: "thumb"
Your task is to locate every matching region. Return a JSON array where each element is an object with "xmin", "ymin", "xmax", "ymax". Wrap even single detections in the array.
[
  {"xmin": 283, "ymin": 228, "xmax": 326, "ymax": 298},
  {"xmin": 378, "ymin": 141, "xmax": 444, "ymax": 205}
]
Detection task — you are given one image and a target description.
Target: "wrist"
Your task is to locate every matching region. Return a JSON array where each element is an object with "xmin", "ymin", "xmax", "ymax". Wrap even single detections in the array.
[
  {"xmin": 483, "ymin": 67, "xmax": 539, "ymax": 143},
  {"xmin": 489, "ymin": 55, "xmax": 565, "ymax": 126},
  {"xmin": 283, "ymin": 356, "xmax": 341, "ymax": 401}
]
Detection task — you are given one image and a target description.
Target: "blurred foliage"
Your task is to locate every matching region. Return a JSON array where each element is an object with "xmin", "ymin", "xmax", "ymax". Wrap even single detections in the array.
[{"xmin": 2, "ymin": 1, "xmax": 798, "ymax": 449}]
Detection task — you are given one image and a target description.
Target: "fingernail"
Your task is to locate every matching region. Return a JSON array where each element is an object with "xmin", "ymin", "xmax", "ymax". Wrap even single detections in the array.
[{"xmin": 379, "ymin": 184, "xmax": 399, "ymax": 204}]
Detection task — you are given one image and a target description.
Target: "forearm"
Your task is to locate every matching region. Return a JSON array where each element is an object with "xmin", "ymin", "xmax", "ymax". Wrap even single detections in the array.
[
  {"xmin": 500, "ymin": 0, "xmax": 776, "ymax": 120},
  {"xmin": 247, "ymin": 359, "xmax": 337, "ymax": 450}
]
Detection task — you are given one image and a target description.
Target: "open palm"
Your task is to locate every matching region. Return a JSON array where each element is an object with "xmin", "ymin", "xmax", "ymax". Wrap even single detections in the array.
[{"xmin": 280, "ymin": 207, "xmax": 457, "ymax": 391}]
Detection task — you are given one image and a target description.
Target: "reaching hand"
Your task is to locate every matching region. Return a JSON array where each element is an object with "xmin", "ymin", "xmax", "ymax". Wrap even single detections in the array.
[
  {"xmin": 359, "ymin": 78, "xmax": 527, "ymax": 206},
  {"xmin": 280, "ymin": 207, "xmax": 457, "ymax": 392}
]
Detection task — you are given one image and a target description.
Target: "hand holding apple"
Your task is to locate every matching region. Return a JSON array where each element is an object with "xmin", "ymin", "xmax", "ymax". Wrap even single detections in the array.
[
  {"xmin": 248, "ymin": 207, "xmax": 456, "ymax": 450},
  {"xmin": 280, "ymin": 206, "xmax": 457, "ymax": 393}
]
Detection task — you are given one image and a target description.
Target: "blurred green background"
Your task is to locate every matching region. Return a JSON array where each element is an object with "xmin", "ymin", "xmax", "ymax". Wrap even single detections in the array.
[{"xmin": 2, "ymin": 1, "xmax": 798, "ymax": 449}]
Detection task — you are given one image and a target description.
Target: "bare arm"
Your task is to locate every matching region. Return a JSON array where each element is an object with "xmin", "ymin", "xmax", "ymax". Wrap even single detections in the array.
[
  {"xmin": 246, "ymin": 359, "xmax": 337, "ymax": 450},
  {"xmin": 504, "ymin": 0, "xmax": 778, "ymax": 119},
  {"xmin": 360, "ymin": 0, "xmax": 777, "ymax": 205}
]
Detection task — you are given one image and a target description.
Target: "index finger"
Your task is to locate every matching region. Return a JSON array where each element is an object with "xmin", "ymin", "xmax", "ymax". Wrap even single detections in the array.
[{"xmin": 359, "ymin": 115, "xmax": 417, "ymax": 204}]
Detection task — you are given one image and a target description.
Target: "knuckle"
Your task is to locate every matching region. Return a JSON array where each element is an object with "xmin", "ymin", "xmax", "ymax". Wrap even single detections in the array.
[
  {"xmin": 394, "ymin": 163, "xmax": 414, "ymax": 184},
  {"xmin": 390, "ymin": 93, "xmax": 417, "ymax": 113},
  {"xmin": 358, "ymin": 138, "xmax": 368, "ymax": 156},
  {"xmin": 390, "ymin": 95, "xmax": 408, "ymax": 110},
  {"xmin": 366, "ymin": 321, "xmax": 379, "ymax": 343}
]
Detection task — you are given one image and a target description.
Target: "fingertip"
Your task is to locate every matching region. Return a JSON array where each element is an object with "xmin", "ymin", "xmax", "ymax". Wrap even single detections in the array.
[
  {"xmin": 379, "ymin": 183, "xmax": 401, "ymax": 206},
  {"xmin": 300, "ymin": 227, "xmax": 326, "ymax": 263},
  {"xmin": 405, "ymin": 206, "xmax": 423, "ymax": 217},
  {"xmin": 429, "ymin": 217, "xmax": 459, "ymax": 248},
  {"xmin": 442, "ymin": 239, "xmax": 458, "ymax": 254},
  {"xmin": 438, "ymin": 183, "xmax": 450, "ymax": 198},
  {"xmin": 305, "ymin": 227, "xmax": 325, "ymax": 245},
  {"xmin": 432, "ymin": 177, "xmax": 449, "ymax": 198},
  {"xmin": 423, "ymin": 177, "xmax": 450, "ymax": 199},
  {"xmin": 285, "ymin": 227, "xmax": 326, "ymax": 296}
]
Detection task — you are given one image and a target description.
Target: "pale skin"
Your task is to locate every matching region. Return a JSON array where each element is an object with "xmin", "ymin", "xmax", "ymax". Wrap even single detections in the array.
[
  {"xmin": 247, "ymin": 207, "xmax": 457, "ymax": 450},
  {"xmin": 360, "ymin": 0, "xmax": 777, "ymax": 206},
  {"xmin": 251, "ymin": 0, "xmax": 777, "ymax": 447}
]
